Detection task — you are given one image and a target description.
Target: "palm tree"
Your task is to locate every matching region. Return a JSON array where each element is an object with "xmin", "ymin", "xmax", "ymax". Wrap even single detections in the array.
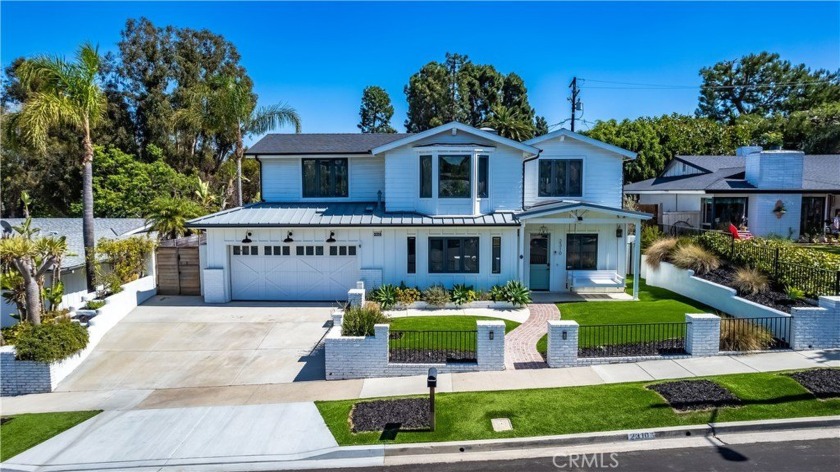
[
  {"xmin": 483, "ymin": 105, "xmax": 534, "ymax": 141},
  {"xmin": 145, "ymin": 197, "xmax": 204, "ymax": 241},
  {"xmin": 6, "ymin": 44, "xmax": 105, "ymax": 291},
  {"xmin": 210, "ymin": 75, "xmax": 301, "ymax": 207}
]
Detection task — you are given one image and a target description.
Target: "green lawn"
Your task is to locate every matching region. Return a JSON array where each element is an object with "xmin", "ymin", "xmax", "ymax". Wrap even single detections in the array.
[
  {"xmin": 536, "ymin": 279, "xmax": 712, "ymax": 356},
  {"xmin": 390, "ymin": 316, "xmax": 520, "ymax": 350},
  {"xmin": 316, "ymin": 370, "xmax": 840, "ymax": 446},
  {"xmin": 1, "ymin": 411, "xmax": 100, "ymax": 461}
]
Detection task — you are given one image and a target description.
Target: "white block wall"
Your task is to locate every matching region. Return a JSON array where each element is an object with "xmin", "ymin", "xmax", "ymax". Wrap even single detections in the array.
[
  {"xmin": 324, "ymin": 316, "xmax": 506, "ymax": 380},
  {"xmin": 791, "ymin": 296, "xmax": 840, "ymax": 350},
  {"xmin": 685, "ymin": 313, "xmax": 721, "ymax": 357},
  {"xmin": 203, "ymin": 268, "xmax": 229, "ymax": 303},
  {"xmin": 546, "ymin": 320, "xmax": 578, "ymax": 367}
]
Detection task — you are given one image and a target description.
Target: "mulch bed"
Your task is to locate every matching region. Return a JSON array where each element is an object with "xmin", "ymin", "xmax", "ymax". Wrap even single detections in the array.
[
  {"xmin": 697, "ymin": 264, "xmax": 811, "ymax": 314},
  {"xmin": 350, "ymin": 398, "xmax": 431, "ymax": 433},
  {"xmin": 579, "ymin": 339, "xmax": 686, "ymax": 358},
  {"xmin": 648, "ymin": 380, "xmax": 741, "ymax": 411},
  {"xmin": 389, "ymin": 348, "xmax": 477, "ymax": 364},
  {"xmin": 789, "ymin": 369, "xmax": 840, "ymax": 399}
]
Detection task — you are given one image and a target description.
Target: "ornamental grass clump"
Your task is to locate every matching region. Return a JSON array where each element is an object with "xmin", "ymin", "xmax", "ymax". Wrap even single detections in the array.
[
  {"xmin": 670, "ymin": 244, "xmax": 720, "ymax": 275},
  {"xmin": 719, "ymin": 317, "xmax": 775, "ymax": 351},
  {"xmin": 341, "ymin": 302, "xmax": 390, "ymax": 337},
  {"xmin": 644, "ymin": 237, "xmax": 678, "ymax": 269},
  {"xmin": 422, "ymin": 285, "xmax": 450, "ymax": 307},
  {"xmin": 731, "ymin": 266, "xmax": 769, "ymax": 296}
]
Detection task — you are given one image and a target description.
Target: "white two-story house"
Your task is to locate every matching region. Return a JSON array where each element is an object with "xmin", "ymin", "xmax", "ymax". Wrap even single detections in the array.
[{"xmin": 188, "ymin": 122, "xmax": 650, "ymax": 302}]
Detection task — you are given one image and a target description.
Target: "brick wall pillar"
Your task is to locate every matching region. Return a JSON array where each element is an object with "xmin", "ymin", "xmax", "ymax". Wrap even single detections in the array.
[
  {"xmin": 791, "ymin": 296, "xmax": 840, "ymax": 350},
  {"xmin": 685, "ymin": 313, "xmax": 720, "ymax": 357},
  {"xmin": 348, "ymin": 288, "xmax": 365, "ymax": 307},
  {"xmin": 547, "ymin": 320, "xmax": 579, "ymax": 368},
  {"xmin": 476, "ymin": 320, "xmax": 505, "ymax": 371}
]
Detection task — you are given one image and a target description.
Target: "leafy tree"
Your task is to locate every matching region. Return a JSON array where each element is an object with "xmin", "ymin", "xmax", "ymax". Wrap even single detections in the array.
[
  {"xmin": 144, "ymin": 197, "xmax": 204, "ymax": 240},
  {"xmin": 784, "ymin": 102, "xmax": 840, "ymax": 154},
  {"xmin": 484, "ymin": 105, "xmax": 533, "ymax": 141},
  {"xmin": 534, "ymin": 115, "xmax": 549, "ymax": 137},
  {"xmin": 697, "ymin": 52, "xmax": 840, "ymax": 122},
  {"xmin": 5, "ymin": 43, "xmax": 106, "ymax": 291},
  {"xmin": 358, "ymin": 86, "xmax": 396, "ymax": 133}
]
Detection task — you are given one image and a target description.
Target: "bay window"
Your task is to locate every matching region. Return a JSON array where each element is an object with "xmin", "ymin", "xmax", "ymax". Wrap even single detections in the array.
[{"xmin": 438, "ymin": 155, "xmax": 471, "ymax": 198}]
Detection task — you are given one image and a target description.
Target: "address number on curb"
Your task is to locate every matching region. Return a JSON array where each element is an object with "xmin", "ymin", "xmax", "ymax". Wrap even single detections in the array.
[{"xmin": 627, "ymin": 432, "xmax": 656, "ymax": 441}]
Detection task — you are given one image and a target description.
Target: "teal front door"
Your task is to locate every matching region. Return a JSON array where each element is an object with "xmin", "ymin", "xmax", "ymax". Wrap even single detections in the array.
[{"xmin": 529, "ymin": 234, "xmax": 550, "ymax": 291}]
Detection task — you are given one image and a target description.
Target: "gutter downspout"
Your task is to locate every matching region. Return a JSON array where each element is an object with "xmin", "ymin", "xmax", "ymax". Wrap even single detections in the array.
[
  {"xmin": 521, "ymin": 150, "xmax": 542, "ymax": 211},
  {"xmin": 519, "ymin": 150, "xmax": 541, "ymax": 284}
]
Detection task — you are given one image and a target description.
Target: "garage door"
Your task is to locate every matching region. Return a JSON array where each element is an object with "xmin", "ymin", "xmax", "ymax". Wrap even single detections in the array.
[{"xmin": 230, "ymin": 244, "xmax": 359, "ymax": 300}]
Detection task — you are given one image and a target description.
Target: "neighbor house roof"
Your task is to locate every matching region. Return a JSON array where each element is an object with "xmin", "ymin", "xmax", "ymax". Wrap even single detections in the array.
[
  {"xmin": 245, "ymin": 133, "xmax": 412, "ymax": 155},
  {"xmin": 0, "ymin": 218, "xmax": 148, "ymax": 270},
  {"xmin": 186, "ymin": 202, "xmax": 519, "ymax": 228},
  {"xmin": 624, "ymin": 154, "xmax": 840, "ymax": 193}
]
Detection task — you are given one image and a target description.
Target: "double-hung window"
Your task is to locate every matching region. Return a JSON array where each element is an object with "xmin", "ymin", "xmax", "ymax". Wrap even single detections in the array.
[
  {"xmin": 428, "ymin": 237, "xmax": 479, "ymax": 273},
  {"xmin": 302, "ymin": 158, "xmax": 348, "ymax": 198},
  {"xmin": 538, "ymin": 159, "xmax": 583, "ymax": 197}
]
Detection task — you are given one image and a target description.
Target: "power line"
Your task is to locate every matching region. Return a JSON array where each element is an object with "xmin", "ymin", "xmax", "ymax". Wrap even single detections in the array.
[{"xmin": 579, "ymin": 78, "xmax": 837, "ymax": 90}]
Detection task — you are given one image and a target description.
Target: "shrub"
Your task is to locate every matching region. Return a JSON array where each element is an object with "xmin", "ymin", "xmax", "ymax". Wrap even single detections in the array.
[
  {"xmin": 422, "ymin": 285, "xmax": 450, "ymax": 307},
  {"xmin": 786, "ymin": 286, "xmax": 805, "ymax": 301},
  {"xmin": 500, "ymin": 280, "xmax": 532, "ymax": 306},
  {"xmin": 370, "ymin": 284, "xmax": 399, "ymax": 309},
  {"xmin": 85, "ymin": 300, "xmax": 106, "ymax": 310},
  {"xmin": 450, "ymin": 284, "xmax": 477, "ymax": 305},
  {"xmin": 342, "ymin": 302, "xmax": 390, "ymax": 337},
  {"xmin": 644, "ymin": 237, "xmax": 678, "ymax": 269},
  {"xmin": 719, "ymin": 317, "xmax": 775, "ymax": 351},
  {"xmin": 476, "ymin": 290, "xmax": 493, "ymax": 301},
  {"xmin": 640, "ymin": 225, "xmax": 664, "ymax": 250},
  {"xmin": 489, "ymin": 285, "xmax": 506, "ymax": 302},
  {"xmin": 731, "ymin": 267, "xmax": 769, "ymax": 296},
  {"xmin": 670, "ymin": 244, "xmax": 720, "ymax": 275},
  {"xmin": 14, "ymin": 319, "xmax": 89, "ymax": 363},
  {"xmin": 96, "ymin": 236, "xmax": 156, "ymax": 284},
  {"xmin": 395, "ymin": 286, "xmax": 421, "ymax": 306}
]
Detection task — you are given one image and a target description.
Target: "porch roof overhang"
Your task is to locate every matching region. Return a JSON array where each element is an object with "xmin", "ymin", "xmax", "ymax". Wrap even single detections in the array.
[{"xmin": 518, "ymin": 200, "xmax": 652, "ymax": 223}]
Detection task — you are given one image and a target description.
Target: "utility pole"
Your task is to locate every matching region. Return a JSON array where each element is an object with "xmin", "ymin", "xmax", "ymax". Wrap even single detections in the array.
[{"xmin": 569, "ymin": 77, "xmax": 580, "ymax": 132}]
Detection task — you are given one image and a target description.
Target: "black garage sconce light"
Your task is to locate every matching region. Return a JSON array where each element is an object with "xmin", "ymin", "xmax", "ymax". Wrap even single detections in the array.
[
  {"xmin": 326, "ymin": 231, "xmax": 336, "ymax": 243},
  {"xmin": 577, "ymin": 216, "xmax": 583, "ymax": 222},
  {"xmin": 242, "ymin": 232, "xmax": 252, "ymax": 244},
  {"xmin": 284, "ymin": 231, "xmax": 294, "ymax": 243}
]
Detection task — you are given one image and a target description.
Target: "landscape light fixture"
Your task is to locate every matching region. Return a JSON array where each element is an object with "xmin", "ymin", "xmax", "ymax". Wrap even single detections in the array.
[
  {"xmin": 326, "ymin": 231, "xmax": 336, "ymax": 243},
  {"xmin": 284, "ymin": 231, "xmax": 294, "ymax": 243},
  {"xmin": 241, "ymin": 232, "xmax": 252, "ymax": 244}
]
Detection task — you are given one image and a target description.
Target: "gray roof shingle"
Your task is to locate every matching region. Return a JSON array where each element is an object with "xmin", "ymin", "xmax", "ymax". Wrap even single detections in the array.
[
  {"xmin": 0, "ymin": 218, "xmax": 147, "ymax": 270},
  {"xmin": 246, "ymin": 133, "xmax": 413, "ymax": 155}
]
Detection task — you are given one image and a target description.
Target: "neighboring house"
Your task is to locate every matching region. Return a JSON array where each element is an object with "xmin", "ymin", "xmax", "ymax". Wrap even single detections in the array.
[
  {"xmin": 188, "ymin": 122, "xmax": 650, "ymax": 302},
  {"xmin": 624, "ymin": 147, "xmax": 840, "ymax": 239},
  {"xmin": 0, "ymin": 218, "xmax": 149, "ymax": 327}
]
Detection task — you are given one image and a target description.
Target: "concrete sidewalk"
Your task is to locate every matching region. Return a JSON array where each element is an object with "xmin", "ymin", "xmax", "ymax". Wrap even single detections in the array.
[{"xmin": 3, "ymin": 349, "xmax": 837, "ymax": 415}]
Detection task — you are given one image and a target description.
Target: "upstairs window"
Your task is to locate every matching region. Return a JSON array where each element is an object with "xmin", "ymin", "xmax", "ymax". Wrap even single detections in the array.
[
  {"xmin": 478, "ymin": 155, "xmax": 489, "ymax": 198},
  {"xmin": 420, "ymin": 155, "xmax": 432, "ymax": 198},
  {"xmin": 538, "ymin": 159, "xmax": 583, "ymax": 197},
  {"xmin": 438, "ymin": 155, "xmax": 471, "ymax": 198},
  {"xmin": 302, "ymin": 158, "xmax": 348, "ymax": 198}
]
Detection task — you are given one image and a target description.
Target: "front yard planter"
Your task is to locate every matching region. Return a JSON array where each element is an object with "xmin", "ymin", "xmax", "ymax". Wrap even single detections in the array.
[
  {"xmin": 789, "ymin": 369, "xmax": 840, "ymax": 399},
  {"xmin": 648, "ymin": 380, "xmax": 741, "ymax": 411},
  {"xmin": 350, "ymin": 398, "xmax": 430, "ymax": 433},
  {"xmin": 698, "ymin": 264, "xmax": 811, "ymax": 314},
  {"xmin": 579, "ymin": 339, "xmax": 686, "ymax": 358}
]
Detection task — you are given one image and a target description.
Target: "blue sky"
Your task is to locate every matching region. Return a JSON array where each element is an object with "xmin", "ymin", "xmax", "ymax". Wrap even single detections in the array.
[{"xmin": 2, "ymin": 1, "xmax": 839, "ymax": 136}]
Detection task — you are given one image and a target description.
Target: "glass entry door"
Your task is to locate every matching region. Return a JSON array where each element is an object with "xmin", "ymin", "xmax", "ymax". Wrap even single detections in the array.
[{"xmin": 529, "ymin": 234, "xmax": 550, "ymax": 291}]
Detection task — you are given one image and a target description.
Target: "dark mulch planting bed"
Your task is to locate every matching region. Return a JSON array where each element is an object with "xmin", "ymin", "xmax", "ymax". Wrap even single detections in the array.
[
  {"xmin": 579, "ymin": 339, "xmax": 686, "ymax": 358},
  {"xmin": 648, "ymin": 380, "xmax": 741, "ymax": 411},
  {"xmin": 389, "ymin": 348, "xmax": 477, "ymax": 364},
  {"xmin": 698, "ymin": 264, "xmax": 811, "ymax": 314},
  {"xmin": 350, "ymin": 398, "xmax": 431, "ymax": 433},
  {"xmin": 789, "ymin": 369, "xmax": 840, "ymax": 398}
]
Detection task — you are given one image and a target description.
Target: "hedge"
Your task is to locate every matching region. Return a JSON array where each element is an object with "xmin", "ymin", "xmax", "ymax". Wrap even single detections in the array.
[{"xmin": 14, "ymin": 320, "xmax": 89, "ymax": 363}]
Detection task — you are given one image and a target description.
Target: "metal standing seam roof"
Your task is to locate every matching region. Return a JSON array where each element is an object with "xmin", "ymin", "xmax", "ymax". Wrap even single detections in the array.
[{"xmin": 186, "ymin": 202, "xmax": 520, "ymax": 227}]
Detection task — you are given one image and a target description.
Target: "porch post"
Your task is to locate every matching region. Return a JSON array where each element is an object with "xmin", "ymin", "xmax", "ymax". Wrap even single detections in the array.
[{"xmin": 632, "ymin": 219, "xmax": 641, "ymax": 300}]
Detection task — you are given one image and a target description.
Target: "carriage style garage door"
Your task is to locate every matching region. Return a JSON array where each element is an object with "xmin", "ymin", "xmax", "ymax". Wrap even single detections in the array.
[{"xmin": 230, "ymin": 244, "xmax": 359, "ymax": 300}]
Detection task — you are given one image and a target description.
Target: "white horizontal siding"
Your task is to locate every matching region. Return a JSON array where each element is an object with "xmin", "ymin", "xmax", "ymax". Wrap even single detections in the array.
[
  {"xmin": 260, "ymin": 156, "xmax": 385, "ymax": 202},
  {"xmin": 524, "ymin": 138, "xmax": 624, "ymax": 208}
]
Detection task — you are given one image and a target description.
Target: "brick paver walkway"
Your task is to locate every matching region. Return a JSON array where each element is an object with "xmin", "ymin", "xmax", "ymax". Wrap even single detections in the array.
[{"xmin": 504, "ymin": 303, "xmax": 561, "ymax": 369}]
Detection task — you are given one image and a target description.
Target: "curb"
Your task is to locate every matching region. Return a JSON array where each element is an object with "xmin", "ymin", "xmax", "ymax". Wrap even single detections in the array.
[{"xmin": 380, "ymin": 415, "xmax": 840, "ymax": 458}]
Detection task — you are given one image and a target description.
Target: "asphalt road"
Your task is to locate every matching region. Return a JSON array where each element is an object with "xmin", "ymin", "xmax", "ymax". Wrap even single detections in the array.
[{"xmin": 306, "ymin": 438, "xmax": 840, "ymax": 472}]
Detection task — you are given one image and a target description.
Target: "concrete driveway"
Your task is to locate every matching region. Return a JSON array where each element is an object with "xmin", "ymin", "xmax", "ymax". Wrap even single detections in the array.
[{"xmin": 57, "ymin": 295, "xmax": 335, "ymax": 392}]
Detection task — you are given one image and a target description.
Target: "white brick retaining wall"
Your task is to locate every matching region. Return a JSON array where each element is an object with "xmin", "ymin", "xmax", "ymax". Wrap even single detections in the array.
[
  {"xmin": 325, "ymin": 312, "xmax": 506, "ymax": 380},
  {"xmin": 1, "ymin": 276, "xmax": 156, "ymax": 396},
  {"xmin": 791, "ymin": 297, "xmax": 840, "ymax": 350}
]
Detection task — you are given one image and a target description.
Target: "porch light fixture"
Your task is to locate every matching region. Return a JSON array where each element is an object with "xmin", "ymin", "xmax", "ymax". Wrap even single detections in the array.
[
  {"xmin": 539, "ymin": 225, "xmax": 549, "ymax": 236},
  {"xmin": 241, "ymin": 232, "xmax": 252, "ymax": 244},
  {"xmin": 283, "ymin": 231, "xmax": 294, "ymax": 243},
  {"xmin": 616, "ymin": 226, "xmax": 623, "ymax": 238},
  {"xmin": 326, "ymin": 231, "xmax": 336, "ymax": 243}
]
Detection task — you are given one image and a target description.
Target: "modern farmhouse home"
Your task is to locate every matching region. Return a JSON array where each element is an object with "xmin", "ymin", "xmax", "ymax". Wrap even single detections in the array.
[
  {"xmin": 188, "ymin": 122, "xmax": 650, "ymax": 302},
  {"xmin": 625, "ymin": 147, "xmax": 840, "ymax": 239}
]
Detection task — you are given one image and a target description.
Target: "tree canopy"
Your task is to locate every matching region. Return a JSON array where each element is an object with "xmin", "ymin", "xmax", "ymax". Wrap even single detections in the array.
[{"xmin": 358, "ymin": 86, "xmax": 396, "ymax": 133}]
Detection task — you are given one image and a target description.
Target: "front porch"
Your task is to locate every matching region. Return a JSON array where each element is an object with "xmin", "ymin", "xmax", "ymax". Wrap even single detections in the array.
[
  {"xmin": 515, "ymin": 201, "xmax": 651, "ymax": 300},
  {"xmin": 529, "ymin": 291, "xmax": 634, "ymax": 303}
]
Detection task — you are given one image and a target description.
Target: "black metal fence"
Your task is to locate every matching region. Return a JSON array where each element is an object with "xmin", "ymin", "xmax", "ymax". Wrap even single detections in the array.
[
  {"xmin": 657, "ymin": 224, "xmax": 840, "ymax": 297},
  {"xmin": 388, "ymin": 330, "xmax": 477, "ymax": 363},
  {"xmin": 719, "ymin": 316, "xmax": 792, "ymax": 351},
  {"xmin": 577, "ymin": 322, "xmax": 690, "ymax": 358}
]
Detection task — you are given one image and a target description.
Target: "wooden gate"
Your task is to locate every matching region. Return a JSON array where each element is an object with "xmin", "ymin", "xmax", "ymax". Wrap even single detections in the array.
[{"xmin": 156, "ymin": 245, "xmax": 201, "ymax": 295}]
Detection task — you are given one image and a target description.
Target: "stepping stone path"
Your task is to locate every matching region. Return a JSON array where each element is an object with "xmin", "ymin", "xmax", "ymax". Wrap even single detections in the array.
[{"xmin": 504, "ymin": 303, "xmax": 561, "ymax": 369}]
